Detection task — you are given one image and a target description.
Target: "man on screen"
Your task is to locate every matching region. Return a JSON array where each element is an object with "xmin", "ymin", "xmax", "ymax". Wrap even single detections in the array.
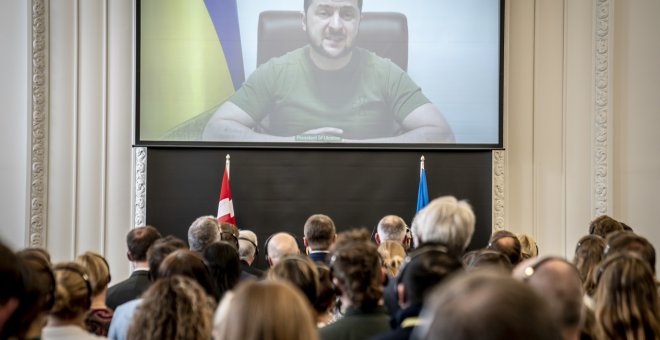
[{"xmin": 202, "ymin": 0, "xmax": 455, "ymax": 143}]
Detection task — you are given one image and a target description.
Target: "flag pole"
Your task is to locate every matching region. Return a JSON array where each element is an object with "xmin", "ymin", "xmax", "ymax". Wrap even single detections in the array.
[
  {"xmin": 226, "ymin": 154, "xmax": 231, "ymax": 179},
  {"xmin": 420, "ymin": 155, "xmax": 425, "ymax": 174}
]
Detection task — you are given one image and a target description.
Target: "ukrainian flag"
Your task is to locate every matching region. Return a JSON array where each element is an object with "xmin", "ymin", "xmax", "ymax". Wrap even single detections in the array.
[{"xmin": 140, "ymin": 0, "xmax": 244, "ymax": 140}]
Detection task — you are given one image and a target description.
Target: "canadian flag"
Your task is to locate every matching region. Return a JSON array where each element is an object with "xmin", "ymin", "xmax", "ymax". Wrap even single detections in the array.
[{"xmin": 217, "ymin": 155, "xmax": 236, "ymax": 225}]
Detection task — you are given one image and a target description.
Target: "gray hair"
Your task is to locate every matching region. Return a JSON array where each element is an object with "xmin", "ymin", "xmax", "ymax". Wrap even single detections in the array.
[
  {"xmin": 238, "ymin": 230, "xmax": 258, "ymax": 261},
  {"xmin": 187, "ymin": 215, "xmax": 220, "ymax": 252},
  {"xmin": 376, "ymin": 215, "xmax": 408, "ymax": 242},
  {"xmin": 411, "ymin": 196, "xmax": 475, "ymax": 256}
]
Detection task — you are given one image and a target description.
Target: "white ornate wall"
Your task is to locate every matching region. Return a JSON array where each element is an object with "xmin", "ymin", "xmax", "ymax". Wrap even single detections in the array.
[{"xmin": 1, "ymin": 0, "xmax": 659, "ymax": 279}]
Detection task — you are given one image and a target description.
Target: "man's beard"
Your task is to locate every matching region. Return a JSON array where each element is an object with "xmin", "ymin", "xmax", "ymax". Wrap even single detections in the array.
[{"xmin": 308, "ymin": 31, "xmax": 356, "ymax": 59}]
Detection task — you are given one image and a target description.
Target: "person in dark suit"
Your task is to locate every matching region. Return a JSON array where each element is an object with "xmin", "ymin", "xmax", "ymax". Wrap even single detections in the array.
[
  {"xmin": 303, "ymin": 214, "xmax": 336, "ymax": 264},
  {"xmin": 238, "ymin": 230, "xmax": 264, "ymax": 279},
  {"xmin": 105, "ymin": 226, "xmax": 161, "ymax": 310}
]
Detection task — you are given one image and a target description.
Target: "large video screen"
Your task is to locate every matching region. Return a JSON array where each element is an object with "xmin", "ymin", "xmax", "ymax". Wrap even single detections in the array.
[{"xmin": 136, "ymin": 0, "xmax": 503, "ymax": 148}]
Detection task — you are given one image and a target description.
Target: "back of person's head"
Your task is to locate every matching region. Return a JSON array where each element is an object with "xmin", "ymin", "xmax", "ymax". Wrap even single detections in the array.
[
  {"xmin": 267, "ymin": 255, "xmax": 320, "ymax": 309},
  {"xmin": 410, "ymin": 196, "xmax": 475, "ymax": 257},
  {"xmin": 219, "ymin": 222, "xmax": 240, "ymax": 250},
  {"xmin": 158, "ymin": 249, "xmax": 216, "ymax": 299},
  {"xmin": 572, "ymin": 234, "xmax": 606, "ymax": 296},
  {"xmin": 147, "ymin": 235, "xmax": 187, "ymax": 281},
  {"xmin": 329, "ymin": 232, "xmax": 382, "ymax": 311},
  {"xmin": 588, "ymin": 214, "xmax": 623, "ymax": 238},
  {"xmin": 514, "ymin": 257, "xmax": 584, "ymax": 340},
  {"xmin": 593, "ymin": 251, "xmax": 660, "ymax": 340},
  {"xmin": 17, "ymin": 247, "xmax": 51, "ymax": 264},
  {"xmin": 414, "ymin": 270, "xmax": 562, "ymax": 340},
  {"xmin": 266, "ymin": 232, "xmax": 300, "ymax": 266},
  {"xmin": 376, "ymin": 215, "xmax": 409, "ymax": 247},
  {"xmin": 304, "ymin": 0, "xmax": 363, "ymax": 14},
  {"xmin": 303, "ymin": 214, "xmax": 336, "ymax": 251},
  {"xmin": 127, "ymin": 275, "xmax": 215, "ymax": 340},
  {"xmin": 50, "ymin": 262, "xmax": 92, "ymax": 321},
  {"xmin": 314, "ymin": 263, "xmax": 336, "ymax": 316},
  {"xmin": 202, "ymin": 241, "xmax": 241, "ymax": 300},
  {"xmin": 465, "ymin": 249, "xmax": 513, "ymax": 273},
  {"xmin": 238, "ymin": 230, "xmax": 258, "ymax": 262},
  {"xmin": 74, "ymin": 251, "xmax": 111, "ymax": 296},
  {"xmin": 127, "ymin": 225, "xmax": 161, "ymax": 262},
  {"xmin": 488, "ymin": 230, "xmax": 523, "ymax": 265},
  {"xmin": 214, "ymin": 280, "xmax": 318, "ymax": 340},
  {"xmin": 0, "ymin": 241, "xmax": 22, "ymax": 336},
  {"xmin": 377, "ymin": 240, "xmax": 406, "ymax": 277},
  {"xmin": 398, "ymin": 244, "xmax": 462, "ymax": 307},
  {"xmin": 3, "ymin": 251, "xmax": 55, "ymax": 339},
  {"xmin": 188, "ymin": 215, "xmax": 221, "ymax": 252},
  {"xmin": 604, "ymin": 230, "xmax": 656, "ymax": 274},
  {"xmin": 517, "ymin": 233, "xmax": 538, "ymax": 260}
]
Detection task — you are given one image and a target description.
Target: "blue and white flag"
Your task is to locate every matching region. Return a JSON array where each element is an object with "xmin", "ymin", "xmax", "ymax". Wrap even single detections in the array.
[{"xmin": 416, "ymin": 157, "xmax": 429, "ymax": 212}]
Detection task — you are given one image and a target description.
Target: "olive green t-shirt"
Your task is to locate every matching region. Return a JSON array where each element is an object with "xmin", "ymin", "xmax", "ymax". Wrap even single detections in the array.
[{"xmin": 230, "ymin": 46, "xmax": 430, "ymax": 140}]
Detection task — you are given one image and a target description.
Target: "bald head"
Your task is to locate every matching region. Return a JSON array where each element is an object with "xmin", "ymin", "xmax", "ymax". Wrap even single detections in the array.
[
  {"xmin": 267, "ymin": 233, "xmax": 300, "ymax": 266},
  {"xmin": 514, "ymin": 257, "xmax": 584, "ymax": 340}
]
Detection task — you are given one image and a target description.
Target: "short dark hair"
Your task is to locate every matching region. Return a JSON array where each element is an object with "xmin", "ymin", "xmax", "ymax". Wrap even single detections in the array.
[
  {"xmin": 127, "ymin": 226, "xmax": 162, "ymax": 261},
  {"xmin": 399, "ymin": 245, "xmax": 462, "ymax": 306},
  {"xmin": 158, "ymin": 249, "xmax": 216, "ymax": 299},
  {"xmin": 304, "ymin": 0, "xmax": 363, "ymax": 15},
  {"xmin": 147, "ymin": 235, "xmax": 187, "ymax": 281},
  {"xmin": 588, "ymin": 215, "xmax": 623, "ymax": 238},
  {"xmin": 304, "ymin": 214, "xmax": 336, "ymax": 250}
]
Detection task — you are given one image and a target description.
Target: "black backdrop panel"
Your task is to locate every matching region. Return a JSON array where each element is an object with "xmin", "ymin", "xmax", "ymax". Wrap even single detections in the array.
[{"xmin": 146, "ymin": 148, "xmax": 492, "ymax": 268}]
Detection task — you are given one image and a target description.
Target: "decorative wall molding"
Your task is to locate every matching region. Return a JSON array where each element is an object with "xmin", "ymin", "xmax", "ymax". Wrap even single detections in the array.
[
  {"xmin": 492, "ymin": 150, "xmax": 505, "ymax": 231},
  {"xmin": 134, "ymin": 147, "xmax": 147, "ymax": 227},
  {"xmin": 29, "ymin": 0, "xmax": 49, "ymax": 247},
  {"xmin": 592, "ymin": 0, "xmax": 612, "ymax": 216}
]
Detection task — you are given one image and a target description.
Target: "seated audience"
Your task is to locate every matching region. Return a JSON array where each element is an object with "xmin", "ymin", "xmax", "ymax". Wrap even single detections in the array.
[
  {"xmin": 517, "ymin": 233, "xmax": 538, "ymax": 260},
  {"xmin": 514, "ymin": 256, "xmax": 584, "ymax": 340},
  {"xmin": 106, "ymin": 225, "xmax": 161, "ymax": 310},
  {"xmin": 265, "ymin": 232, "xmax": 300, "ymax": 267},
  {"xmin": 43, "ymin": 262, "xmax": 104, "ymax": 339},
  {"xmin": 375, "ymin": 215, "xmax": 411, "ymax": 251},
  {"xmin": 266, "ymin": 255, "xmax": 320, "ymax": 310},
  {"xmin": 414, "ymin": 270, "xmax": 562, "ymax": 340},
  {"xmin": 604, "ymin": 230, "xmax": 656, "ymax": 274},
  {"xmin": 373, "ymin": 244, "xmax": 463, "ymax": 340},
  {"xmin": 303, "ymin": 214, "xmax": 337, "ymax": 264},
  {"xmin": 588, "ymin": 215, "xmax": 623, "ymax": 238},
  {"xmin": 572, "ymin": 234, "xmax": 605, "ymax": 296},
  {"xmin": 213, "ymin": 280, "xmax": 318, "ymax": 340},
  {"xmin": 126, "ymin": 276, "xmax": 215, "ymax": 340},
  {"xmin": 464, "ymin": 248, "xmax": 513, "ymax": 273},
  {"xmin": 202, "ymin": 241, "xmax": 241, "ymax": 300},
  {"xmin": 320, "ymin": 231, "xmax": 390, "ymax": 340},
  {"xmin": 75, "ymin": 251, "xmax": 113, "ymax": 336},
  {"xmin": 487, "ymin": 230, "xmax": 523, "ymax": 266},
  {"xmin": 377, "ymin": 240, "xmax": 406, "ymax": 277},
  {"xmin": 593, "ymin": 252, "xmax": 660, "ymax": 339},
  {"xmin": 237, "ymin": 229, "xmax": 264, "ymax": 278},
  {"xmin": 188, "ymin": 215, "xmax": 221, "ymax": 252}
]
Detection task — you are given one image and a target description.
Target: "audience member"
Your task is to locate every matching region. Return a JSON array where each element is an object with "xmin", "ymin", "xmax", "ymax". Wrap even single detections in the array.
[
  {"xmin": 588, "ymin": 214, "xmax": 623, "ymax": 238},
  {"xmin": 213, "ymin": 280, "xmax": 319, "ymax": 340},
  {"xmin": 572, "ymin": 234, "xmax": 605, "ymax": 296},
  {"xmin": 75, "ymin": 251, "xmax": 113, "ymax": 336},
  {"xmin": 377, "ymin": 240, "xmax": 406, "ymax": 277},
  {"xmin": 604, "ymin": 230, "xmax": 656, "ymax": 274},
  {"xmin": 414, "ymin": 270, "xmax": 562, "ymax": 340},
  {"xmin": 106, "ymin": 226, "xmax": 161, "ymax": 310},
  {"xmin": 593, "ymin": 252, "xmax": 660, "ymax": 339},
  {"xmin": 43, "ymin": 262, "xmax": 104, "ymax": 339},
  {"xmin": 267, "ymin": 255, "xmax": 320, "ymax": 313},
  {"xmin": 237, "ymin": 229, "xmax": 264, "ymax": 278},
  {"xmin": 265, "ymin": 232, "xmax": 300, "ymax": 267},
  {"xmin": 514, "ymin": 256, "xmax": 584, "ymax": 340},
  {"xmin": 375, "ymin": 215, "xmax": 411, "ymax": 250},
  {"xmin": 303, "ymin": 214, "xmax": 337, "ymax": 264},
  {"xmin": 314, "ymin": 263, "xmax": 338, "ymax": 327},
  {"xmin": 219, "ymin": 221, "xmax": 240, "ymax": 250},
  {"xmin": 188, "ymin": 215, "xmax": 221, "ymax": 252},
  {"xmin": 410, "ymin": 195, "xmax": 475, "ymax": 257},
  {"xmin": 464, "ymin": 248, "xmax": 513, "ymax": 273},
  {"xmin": 202, "ymin": 241, "xmax": 241, "ymax": 300},
  {"xmin": 126, "ymin": 276, "xmax": 215, "ymax": 340},
  {"xmin": 517, "ymin": 233, "xmax": 538, "ymax": 260},
  {"xmin": 320, "ymin": 232, "xmax": 390, "ymax": 340},
  {"xmin": 374, "ymin": 244, "xmax": 462, "ymax": 340},
  {"xmin": 487, "ymin": 230, "xmax": 523, "ymax": 266},
  {"xmin": 157, "ymin": 249, "xmax": 216, "ymax": 299},
  {"xmin": 17, "ymin": 246, "xmax": 52, "ymax": 263},
  {"xmin": 0, "ymin": 241, "xmax": 21, "ymax": 336}
]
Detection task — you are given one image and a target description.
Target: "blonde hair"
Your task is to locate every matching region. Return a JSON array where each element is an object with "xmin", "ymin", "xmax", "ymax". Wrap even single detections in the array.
[
  {"xmin": 75, "ymin": 251, "xmax": 110, "ymax": 296},
  {"xmin": 127, "ymin": 276, "xmax": 215, "ymax": 340},
  {"xmin": 517, "ymin": 233, "xmax": 538, "ymax": 260},
  {"xmin": 377, "ymin": 240, "xmax": 406, "ymax": 277},
  {"xmin": 214, "ymin": 281, "xmax": 318, "ymax": 340},
  {"xmin": 50, "ymin": 262, "xmax": 92, "ymax": 320}
]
